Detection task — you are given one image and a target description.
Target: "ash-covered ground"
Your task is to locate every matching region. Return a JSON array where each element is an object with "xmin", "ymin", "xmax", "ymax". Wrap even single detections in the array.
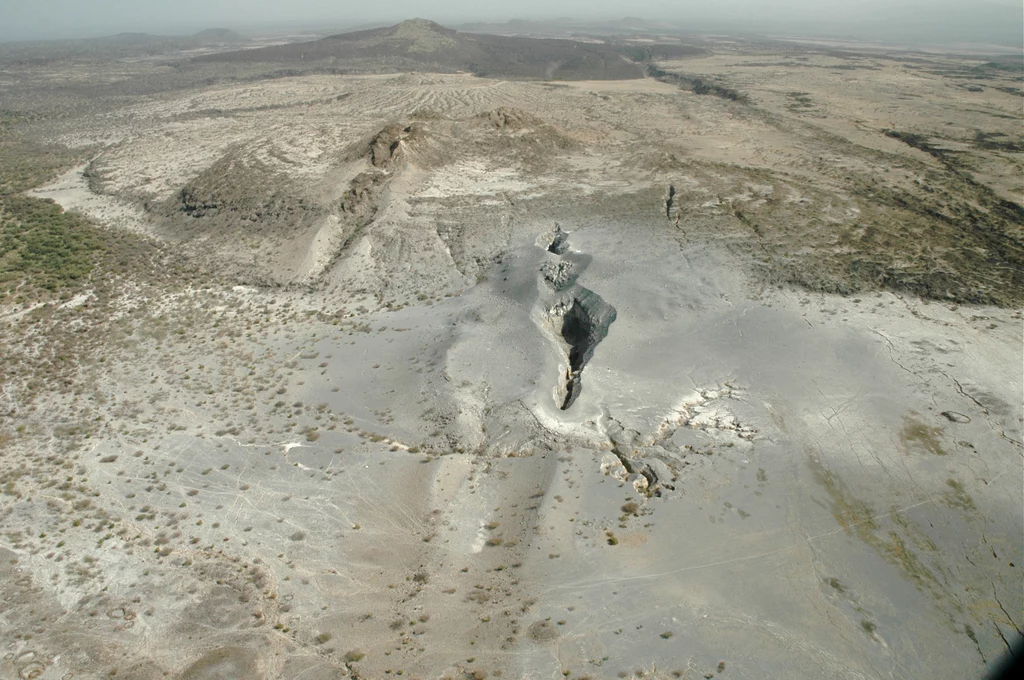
[{"xmin": 1, "ymin": 23, "xmax": 1021, "ymax": 680}]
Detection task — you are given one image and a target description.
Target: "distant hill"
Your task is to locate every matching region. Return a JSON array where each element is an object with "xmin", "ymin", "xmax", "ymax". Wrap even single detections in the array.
[
  {"xmin": 106, "ymin": 32, "xmax": 158, "ymax": 43},
  {"xmin": 197, "ymin": 18, "xmax": 645, "ymax": 80},
  {"xmin": 193, "ymin": 28, "xmax": 248, "ymax": 44},
  {"xmin": 458, "ymin": 16, "xmax": 684, "ymax": 37},
  {"xmin": 0, "ymin": 29, "xmax": 249, "ymax": 64},
  {"xmin": 442, "ymin": 17, "xmax": 710, "ymax": 62}
]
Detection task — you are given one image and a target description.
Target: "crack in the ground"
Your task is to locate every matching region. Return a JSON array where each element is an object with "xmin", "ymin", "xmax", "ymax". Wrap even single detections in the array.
[
  {"xmin": 552, "ymin": 290, "xmax": 617, "ymax": 410},
  {"xmin": 869, "ymin": 330, "xmax": 1022, "ymax": 453},
  {"xmin": 869, "ymin": 329, "xmax": 918, "ymax": 377},
  {"xmin": 545, "ymin": 224, "xmax": 570, "ymax": 255},
  {"xmin": 938, "ymin": 369, "xmax": 1024, "ymax": 452},
  {"xmin": 537, "ymin": 226, "xmax": 617, "ymax": 411},
  {"xmin": 993, "ymin": 588, "xmax": 1023, "ymax": 640},
  {"xmin": 603, "ymin": 413, "xmax": 659, "ymax": 493}
]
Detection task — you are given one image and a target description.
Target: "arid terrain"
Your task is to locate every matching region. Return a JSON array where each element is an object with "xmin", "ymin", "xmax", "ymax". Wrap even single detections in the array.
[{"xmin": 0, "ymin": 19, "xmax": 1021, "ymax": 680}]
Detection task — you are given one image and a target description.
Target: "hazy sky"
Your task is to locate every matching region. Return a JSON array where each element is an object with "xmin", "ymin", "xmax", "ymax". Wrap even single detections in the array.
[{"xmin": 0, "ymin": 0, "xmax": 1020, "ymax": 43}]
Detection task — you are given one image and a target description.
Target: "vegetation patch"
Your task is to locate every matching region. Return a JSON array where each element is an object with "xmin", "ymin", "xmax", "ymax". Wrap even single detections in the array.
[
  {"xmin": 0, "ymin": 126, "xmax": 108, "ymax": 297},
  {"xmin": 1, "ymin": 193, "xmax": 103, "ymax": 292}
]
